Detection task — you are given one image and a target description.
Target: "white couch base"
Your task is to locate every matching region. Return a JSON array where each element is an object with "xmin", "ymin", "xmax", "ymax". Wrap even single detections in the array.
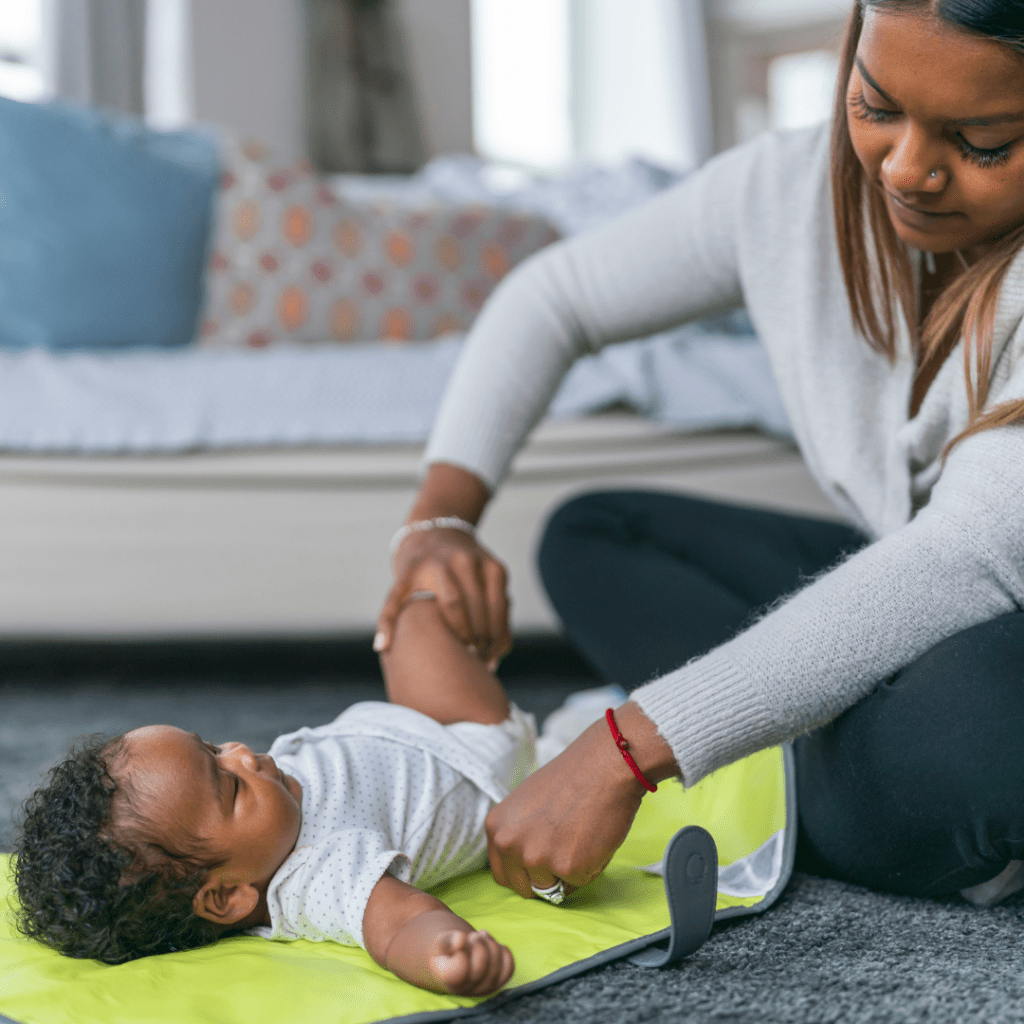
[{"xmin": 0, "ymin": 414, "xmax": 843, "ymax": 638}]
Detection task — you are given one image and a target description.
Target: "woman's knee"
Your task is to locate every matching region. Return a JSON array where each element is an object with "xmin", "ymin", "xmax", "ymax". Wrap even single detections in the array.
[
  {"xmin": 797, "ymin": 612, "xmax": 1024, "ymax": 893},
  {"xmin": 881, "ymin": 613, "xmax": 1024, "ymax": 778},
  {"xmin": 537, "ymin": 491, "xmax": 641, "ymax": 592}
]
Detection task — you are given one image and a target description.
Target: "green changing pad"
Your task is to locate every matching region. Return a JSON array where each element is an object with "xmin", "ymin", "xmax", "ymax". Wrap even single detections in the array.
[{"xmin": 0, "ymin": 745, "xmax": 795, "ymax": 1024}]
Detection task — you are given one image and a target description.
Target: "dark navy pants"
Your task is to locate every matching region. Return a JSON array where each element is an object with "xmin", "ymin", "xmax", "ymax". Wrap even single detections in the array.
[{"xmin": 538, "ymin": 490, "xmax": 1024, "ymax": 895}]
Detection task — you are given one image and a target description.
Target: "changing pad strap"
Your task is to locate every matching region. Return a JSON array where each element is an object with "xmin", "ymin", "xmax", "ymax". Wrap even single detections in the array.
[{"xmin": 628, "ymin": 826, "xmax": 718, "ymax": 968}]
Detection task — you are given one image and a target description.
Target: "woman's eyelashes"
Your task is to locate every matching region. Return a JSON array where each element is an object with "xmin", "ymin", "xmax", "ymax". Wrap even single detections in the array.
[
  {"xmin": 850, "ymin": 92, "xmax": 1013, "ymax": 169},
  {"xmin": 956, "ymin": 136, "xmax": 1012, "ymax": 169},
  {"xmin": 850, "ymin": 90, "xmax": 896, "ymax": 125}
]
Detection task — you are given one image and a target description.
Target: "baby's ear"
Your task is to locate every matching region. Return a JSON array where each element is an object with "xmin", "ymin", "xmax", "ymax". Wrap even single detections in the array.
[{"xmin": 193, "ymin": 878, "xmax": 259, "ymax": 926}]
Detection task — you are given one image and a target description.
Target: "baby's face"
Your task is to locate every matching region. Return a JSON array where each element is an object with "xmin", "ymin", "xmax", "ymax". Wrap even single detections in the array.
[{"xmin": 120, "ymin": 725, "xmax": 302, "ymax": 891}]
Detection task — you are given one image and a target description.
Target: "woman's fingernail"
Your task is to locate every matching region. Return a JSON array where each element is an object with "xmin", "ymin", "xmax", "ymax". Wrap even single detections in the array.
[{"xmin": 373, "ymin": 632, "xmax": 386, "ymax": 652}]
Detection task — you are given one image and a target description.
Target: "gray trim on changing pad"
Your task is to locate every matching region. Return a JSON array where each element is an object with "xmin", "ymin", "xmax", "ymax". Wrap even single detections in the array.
[
  {"xmin": 381, "ymin": 747, "xmax": 796, "ymax": 1024},
  {"xmin": 379, "ymin": 931, "xmax": 676, "ymax": 1024},
  {"xmin": 714, "ymin": 741, "xmax": 797, "ymax": 922}
]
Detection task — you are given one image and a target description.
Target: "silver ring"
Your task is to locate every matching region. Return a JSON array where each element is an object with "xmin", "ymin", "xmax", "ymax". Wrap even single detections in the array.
[{"xmin": 530, "ymin": 880, "xmax": 566, "ymax": 905}]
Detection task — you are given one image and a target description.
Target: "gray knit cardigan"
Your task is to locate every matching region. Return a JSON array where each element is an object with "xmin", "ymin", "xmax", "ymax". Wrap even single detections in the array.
[{"xmin": 424, "ymin": 124, "xmax": 1024, "ymax": 787}]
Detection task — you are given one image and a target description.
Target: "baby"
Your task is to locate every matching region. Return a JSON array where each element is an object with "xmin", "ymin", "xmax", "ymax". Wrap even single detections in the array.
[{"xmin": 13, "ymin": 594, "xmax": 536, "ymax": 995}]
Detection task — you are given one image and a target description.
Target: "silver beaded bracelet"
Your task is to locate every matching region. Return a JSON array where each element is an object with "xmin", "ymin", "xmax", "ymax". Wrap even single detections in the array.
[{"xmin": 389, "ymin": 516, "xmax": 477, "ymax": 556}]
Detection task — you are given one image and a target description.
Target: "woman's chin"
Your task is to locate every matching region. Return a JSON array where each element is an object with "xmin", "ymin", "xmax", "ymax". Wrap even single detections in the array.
[
  {"xmin": 888, "ymin": 220, "xmax": 965, "ymax": 255},
  {"xmin": 881, "ymin": 195, "xmax": 966, "ymax": 252}
]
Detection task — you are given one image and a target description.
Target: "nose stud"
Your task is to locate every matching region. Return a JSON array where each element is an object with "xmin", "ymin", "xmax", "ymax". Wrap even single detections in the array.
[{"xmin": 928, "ymin": 170, "xmax": 939, "ymax": 180}]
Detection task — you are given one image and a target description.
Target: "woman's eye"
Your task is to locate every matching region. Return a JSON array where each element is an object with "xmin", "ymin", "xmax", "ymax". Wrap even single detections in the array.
[
  {"xmin": 957, "ymin": 135, "xmax": 1012, "ymax": 169},
  {"xmin": 850, "ymin": 92, "xmax": 897, "ymax": 124},
  {"xmin": 850, "ymin": 90, "xmax": 1013, "ymax": 170}
]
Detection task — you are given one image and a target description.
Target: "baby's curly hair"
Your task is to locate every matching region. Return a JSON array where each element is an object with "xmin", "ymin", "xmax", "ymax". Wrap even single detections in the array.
[{"xmin": 12, "ymin": 734, "xmax": 228, "ymax": 964}]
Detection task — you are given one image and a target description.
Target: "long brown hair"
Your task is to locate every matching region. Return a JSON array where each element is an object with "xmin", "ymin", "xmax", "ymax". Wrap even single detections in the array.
[{"xmin": 831, "ymin": 0, "xmax": 1024, "ymax": 450}]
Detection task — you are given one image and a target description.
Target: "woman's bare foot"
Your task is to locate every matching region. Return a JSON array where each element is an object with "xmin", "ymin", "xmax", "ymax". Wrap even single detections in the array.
[{"xmin": 428, "ymin": 928, "xmax": 514, "ymax": 995}]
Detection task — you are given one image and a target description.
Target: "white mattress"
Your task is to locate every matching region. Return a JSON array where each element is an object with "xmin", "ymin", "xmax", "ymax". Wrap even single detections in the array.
[{"xmin": 0, "ymin": 322, "xmax": 788, "ymax": 454}]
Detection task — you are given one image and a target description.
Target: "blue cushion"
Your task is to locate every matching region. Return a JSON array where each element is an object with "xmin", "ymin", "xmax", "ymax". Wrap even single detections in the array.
[{"xmin": 0, "ymin": 98, "xmax": 220, "ymax": 350}]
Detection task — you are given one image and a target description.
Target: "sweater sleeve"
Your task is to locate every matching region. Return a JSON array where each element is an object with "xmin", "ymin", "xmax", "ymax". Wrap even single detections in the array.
[
  {"xmin": 423, "ymin": 142, "xmax": 756, "ymax": 490},
  {"xmin": 633, "ymin": 408, "xmax": 1024, "ymax": 788}
]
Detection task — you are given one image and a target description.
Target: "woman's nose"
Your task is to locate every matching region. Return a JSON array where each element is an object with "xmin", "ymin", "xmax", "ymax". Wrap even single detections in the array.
[{"xmin": 882, "ymin": 127, "xmax": 944, "ymax": 194}]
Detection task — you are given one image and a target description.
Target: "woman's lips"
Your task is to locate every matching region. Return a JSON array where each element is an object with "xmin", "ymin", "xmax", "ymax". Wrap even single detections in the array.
[{"xmin": 884, "ymin": 190, "xmax": 959, "ymax": 229}]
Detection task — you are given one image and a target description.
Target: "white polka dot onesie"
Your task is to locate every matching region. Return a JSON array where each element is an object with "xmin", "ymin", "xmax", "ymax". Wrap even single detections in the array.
[{"xmin": 247, "ymin": 702, "xmax": 536, "ymax": 949}]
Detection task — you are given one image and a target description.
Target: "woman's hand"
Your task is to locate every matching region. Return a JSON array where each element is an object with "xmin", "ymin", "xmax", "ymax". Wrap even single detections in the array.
[
  {"xmin": 485, "ymin": 703, "xmax": 679, "ymax": 897},
  {"xmin": 376, "ymin": 529, "xmax": 512, "ymax": 670},
  {"xmin": 374, "ymin": 462, "xmax": 511, "ymax": 668}
]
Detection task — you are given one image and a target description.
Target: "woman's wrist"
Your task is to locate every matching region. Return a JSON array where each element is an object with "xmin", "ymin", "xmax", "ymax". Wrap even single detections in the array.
[
  {"xmin": 602, "ymin": 702, "xmax": 679, "ymax": 789},
  {"xmin": 406, "ymin": 462, "xmax": 490, "ymax": 527},
  {"xmin": 389, "ymin": 517, "xmax": 476, "ymax": 556}
]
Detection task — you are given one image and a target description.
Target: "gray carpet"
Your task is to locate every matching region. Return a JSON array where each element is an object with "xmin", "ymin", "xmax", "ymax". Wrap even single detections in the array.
[{"xmin": 3, "ymin": 640, "xmax": 1023, "ymax": 1024}]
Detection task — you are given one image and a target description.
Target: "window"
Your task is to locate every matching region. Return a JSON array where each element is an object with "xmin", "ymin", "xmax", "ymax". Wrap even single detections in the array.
[
  {"xmin": 471, "ymin": 0, "xmax": 700, "ymax": 171},
  {"xmin": 471, "ymin": 0, "xmax": 573, "ymax": 169},
  {"xmin": 0, "ymin": 0, "xmax": 46, "ymax": 102},
  {"xmin": 767, "ymin": 49, "xmax": 838, "ymax": 132},
  {"xmin": 145, "ymin": 0, "xmax": 192, "ymax": 128}
]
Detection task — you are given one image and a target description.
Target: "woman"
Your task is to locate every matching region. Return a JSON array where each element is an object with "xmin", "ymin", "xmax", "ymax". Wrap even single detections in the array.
[{"xmin": 375, "ymin": 0, "xmax": 1024, "ymax": 906}]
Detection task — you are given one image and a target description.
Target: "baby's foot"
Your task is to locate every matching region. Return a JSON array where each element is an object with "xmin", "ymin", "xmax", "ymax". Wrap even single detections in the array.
[{"xmin": 429, "ymin": 928, "xmax": 514, "ymax": 996}]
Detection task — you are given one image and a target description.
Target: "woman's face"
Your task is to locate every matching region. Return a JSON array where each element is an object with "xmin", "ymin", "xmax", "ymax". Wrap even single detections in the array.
[{"xmin": 846, "ymin": 8, "xmax": 1024, "ymax": 259}]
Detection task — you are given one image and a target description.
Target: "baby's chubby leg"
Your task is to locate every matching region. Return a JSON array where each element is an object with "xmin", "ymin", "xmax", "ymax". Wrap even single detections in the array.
[
  {"xmin": 378, "ymin": 594, "xmax": 510, "ymax": 725},
  {"xmin": 364, "ymin": 873, "xmax": 514, "ymax": 995}
]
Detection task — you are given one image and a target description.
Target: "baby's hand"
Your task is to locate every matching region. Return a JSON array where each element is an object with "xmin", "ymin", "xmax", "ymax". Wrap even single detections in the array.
[{"xmin": 428, "ymin": 928, "xmax": 514, "ymax": 996}]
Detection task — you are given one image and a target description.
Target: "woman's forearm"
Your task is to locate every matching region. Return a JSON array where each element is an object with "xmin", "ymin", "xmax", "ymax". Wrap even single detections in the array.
[
  {"xmin": 406, "ymin": 462, "xmax": 491, "ymax": 527},
  {"xmin": 423, "ymin": 151, "xmax": 748, "ymax": 492}
]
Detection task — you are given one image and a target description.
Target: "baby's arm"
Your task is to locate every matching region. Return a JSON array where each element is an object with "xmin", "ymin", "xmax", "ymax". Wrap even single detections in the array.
[{"xmin": 363, "ymin": 872, "xmax": 514, "ymax": 995}]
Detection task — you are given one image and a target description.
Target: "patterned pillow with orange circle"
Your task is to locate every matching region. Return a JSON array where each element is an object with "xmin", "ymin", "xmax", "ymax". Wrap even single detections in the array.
[{"xmin": 198, "ymin": 137, "xmax": 561, "ymax": 348}]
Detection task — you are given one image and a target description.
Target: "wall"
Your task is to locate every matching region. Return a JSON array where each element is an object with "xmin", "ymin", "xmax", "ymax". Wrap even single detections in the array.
[
  {"xmin": 174, "ymin": 0, "xmax": 473, "ymax": 162},
  {"xmin": 705, "ymin": 0, "xmax": 849, "ymax": 152},
  {"xmin": 396, "ymin": 0, "xmax": 473, "ymax": 157},
  {"xmin": 188, "ymin": 0, "xmax": 305, "ymax": 158},
  {"xmin": 572, "ymin": 0, "xmax": 711, "ymax": 170}
]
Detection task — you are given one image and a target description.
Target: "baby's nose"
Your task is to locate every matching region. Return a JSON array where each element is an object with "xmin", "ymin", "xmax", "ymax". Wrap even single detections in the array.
[{"xmin": 222, "ymin": 742, "xmax": 259, "ymax": 767}]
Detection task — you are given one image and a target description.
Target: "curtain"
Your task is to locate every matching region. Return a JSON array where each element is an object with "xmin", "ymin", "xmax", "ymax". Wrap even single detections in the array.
[
  {"xmin": 51, "ymin": 0, "xmax": 147, "ymax": 114},
  {"xmin": 304, "ymin": 0, "xmax": 425, "ymax": 174}
]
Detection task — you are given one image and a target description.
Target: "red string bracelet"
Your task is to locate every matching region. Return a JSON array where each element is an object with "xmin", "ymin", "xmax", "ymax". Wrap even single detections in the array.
[{"xmin": 605, "ymin": 708, "xmax": 658, "ymax": 793}]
